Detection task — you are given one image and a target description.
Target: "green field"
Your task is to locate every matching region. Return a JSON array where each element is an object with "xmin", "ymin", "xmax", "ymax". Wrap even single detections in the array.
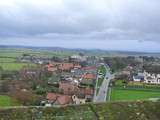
[
  {"xmin": 0, "ymin": 95, "xmax": 20, "ymax": 107},
  {"xmin": 110, "ymin": 87, "xmax": 160, "ymax": 101},
  {"xmin": 0, "ymin": 62, "xmax": 35, "ymax": 71},
  {"xmin": 0, "ymin": 48, "xmax": 77, "ymax": 58},
  {"xmin": 0, "ymin": 57, "xmax": 16, "ymax": 62},
  {"xmin": 0, "ymin": 48, "xmax": 76, "ymax": 71}
]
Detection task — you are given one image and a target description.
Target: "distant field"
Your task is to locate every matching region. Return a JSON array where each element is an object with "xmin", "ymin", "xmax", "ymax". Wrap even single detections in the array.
[
  {"xmin": 110, "ymin": 87, "xmax": 160, "ymax": 101},
  {"xmin": 0, "ymin": 62, "xmax": 35, "ymax": 71},
  {"xmin": 0, "ymin": 48, "xmax": 76, "ymax": 58},
  {"xmin": 0, "ymin": 95, "xmax": 20, "ymax": 107},
  {"xmin": 0, "ymin": 57, "xmax": 16, "ymax": 62}
]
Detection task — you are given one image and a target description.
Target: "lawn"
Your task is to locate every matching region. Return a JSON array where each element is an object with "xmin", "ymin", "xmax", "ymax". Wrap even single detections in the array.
[
  {"xmin": 0, "ymin": 62, "xmax": 36, "ymax": 71},
  {"xmin": 0, "ymin": 95, "xmax": 20, "ymax": 107},
  {"xmin": 110, "ymin": 87, "xmax": 160, "ymax": 101}
]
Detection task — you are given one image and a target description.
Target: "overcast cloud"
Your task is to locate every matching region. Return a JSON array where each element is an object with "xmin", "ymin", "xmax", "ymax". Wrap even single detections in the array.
[{"xmin": 0, "ymin": 0, "xmax": 160, "ymax": 52}]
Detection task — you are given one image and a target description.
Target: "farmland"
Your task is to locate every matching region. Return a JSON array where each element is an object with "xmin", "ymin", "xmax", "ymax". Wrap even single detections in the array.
[
  {"xmin": 0, "ymin": 57, "xmax": 35, "ymax": 71},
  {"xmin": 0, "ymin": 62, "xmax": 35, "ymax": 71},
  {"xmin": 0, "ymin": 48, "xmax": 76, "ymax": 58},
  {"xmin": 0, "ymin": 57, "xmax": 16, "ymax": 62}
]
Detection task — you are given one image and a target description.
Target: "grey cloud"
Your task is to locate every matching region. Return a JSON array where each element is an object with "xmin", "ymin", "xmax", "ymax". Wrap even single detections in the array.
[{"xmin": 0, "ymin": 0, "xmax": 160, "ymax": 43}]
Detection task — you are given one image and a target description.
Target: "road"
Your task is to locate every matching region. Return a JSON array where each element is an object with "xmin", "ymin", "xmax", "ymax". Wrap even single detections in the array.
[{"xmin": 93, "ymin": 65, "xmax": 114, "ymax": 102}]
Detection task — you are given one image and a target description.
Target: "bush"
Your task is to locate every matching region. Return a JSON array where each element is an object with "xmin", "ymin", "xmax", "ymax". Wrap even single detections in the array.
[{"xmin": 35, "ymin": 87, "xmax": 47, "ymax": 95}]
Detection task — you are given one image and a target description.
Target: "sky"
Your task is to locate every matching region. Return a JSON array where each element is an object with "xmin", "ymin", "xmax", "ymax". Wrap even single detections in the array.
[{"xmin": 0, "ymin": 0, "xmax": 160, "ymax": 52}]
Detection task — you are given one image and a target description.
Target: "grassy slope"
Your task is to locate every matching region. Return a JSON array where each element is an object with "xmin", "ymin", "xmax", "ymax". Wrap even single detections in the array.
[
  {"xmin": 0, "ymin": 101, "xmax": 160, "ymax": 120},
  {"xmin": 0, "ymin": 95, "xmax": 20, "ymax": 107}
]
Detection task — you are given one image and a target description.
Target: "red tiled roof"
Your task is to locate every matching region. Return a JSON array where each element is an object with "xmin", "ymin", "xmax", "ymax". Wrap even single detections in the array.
[
  {"xmin": 46, "ymin": 92, "xmax": 57, "ymax": 101},
  {"xmin": 84, "ymin": 88, "xmax": 94, "ymax": 95},
  {"xmin": 74, "ymin": 65, "xmax": 82, "ymax": 68},
  {"xmin": 46, "ymin": 93, "xmax": 71, "ymax": 105},
  {"xmin": 59, "ymin": 82, "xmax": 79, "ymax": 95},
  {"xmin": 57, "ymin": 95, "xmax": 71, "ymax": 105},
  {"xmin": 59, "ymin": 63, "xmax": 74, "ymax": 70},
  {"xmin": 82, "ymin": 73, "xmax": 96, "ymax": 79},
  {"xmin": 46, "ymin": 63, "xmax": 56, "ymax": 72},
  {"xmin": 82, "ymin": 66, "xmax": 96, "ymax": 71},
  {"xmin": 80, "ymin": 88, "xmax": 94, "ymax": 95}
]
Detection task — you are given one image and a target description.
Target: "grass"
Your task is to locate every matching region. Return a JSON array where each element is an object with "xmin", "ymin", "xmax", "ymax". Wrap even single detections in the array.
[
  {"xmin": 0, "ymin": 57, "xmax": 16, "ymax": 62},
  {"xmin": 0, "ymin": 101, "xmax": 160, "ymax": 120},
  {"xmin": 0, "ymin": 62, "xmax": 36, "ymax": 71},
  {"xmin": 0, "ymin": 48, "xmax": 77, "ymax": 58},
  {"xmin": 0, "ymin": 95, "xmax": 20, "ymax": 107},
  {"xmin": 110, "ymin": 87, "xmax": 160, "ymax": 101}
]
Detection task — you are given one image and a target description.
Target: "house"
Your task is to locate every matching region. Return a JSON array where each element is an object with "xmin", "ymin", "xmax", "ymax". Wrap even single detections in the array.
[
  {"xmin": 119, "ymin": 66, "xmax": 133, "ymax": 76},
  {"xmin": 74, "ymin": 64, "xmax": 82, "ymax": 69},
  {"xmin": 71, "ymin": 69, "xmax": 84, "ymax": 78},
  {"xmin": 72, "ymin": 95, "xmax": 86, "ymax": 104},
  {"xmin": 133, "ymin": 73, "xmax": 144, "ymax": 82},
  {"xmin": 79, "ymin": 87, "xmax": 94, "ymax": 101},
  {"xmin": 59, "ymin": 82, "xmax": 79, "ymax": 95},
  {"xmin": 45, "ymin": 63, "xmax": 57, "ymax": 72},
  {"xmin": 46, "ymin": 93, "xmax": 71, "ymax": 105},
  {"xmin": 82, "ymin": 66, "xmax": 97, "ymax": 71},
  {"xmin": 133, "ymin": 71, "xmax": 160, "ymax": 84},
  {"xmin": 80, "ymin": 87, "xmax": 94, "ymax": 96},
  {"xmin": 144, "ymin": 71, "xmax": 160, "ymax": 84},
  {"xmin": 70, "ymin": 55, "xmax": 87, "ymax": 62},
  {"xmin": 80, "ymin": 79, "xmax": 94, "ymax": 86},
  {"xmin": 80, "ymin": 73, "xmax": 96, "ymax": 85},
  {"xmin": 19, "ymin": 54, "xmax": 51, "ymax": 64},
  {"xmin": 82, "ymin": 73, "xmax": 96, "ymax": 80},
  {"xmin": 81, "ymin": 66, "xmax": 97, "ymax": 75},
  {"xmin": 58, "ymin": 63, "xmax": 74, "ymax": 71}
]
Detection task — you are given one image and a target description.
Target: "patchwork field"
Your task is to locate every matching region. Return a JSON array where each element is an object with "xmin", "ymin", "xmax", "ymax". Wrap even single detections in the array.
[
  {"xmin": 0, "ymin": 48, "xmax": 76, "ymax": 58},
  {"xmin": 110, "ymin": 87, "xmax": 160, "ymax": 101}
]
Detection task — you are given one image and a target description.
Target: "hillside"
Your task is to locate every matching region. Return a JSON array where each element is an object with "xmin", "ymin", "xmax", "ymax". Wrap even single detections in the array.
[
  {"xmin": 0, "ymin": 101, "xmax": 160, "ymax": 120},
  {"xmin": 1, "ymin": 45, "xmax": 160, "ymax": 57}
]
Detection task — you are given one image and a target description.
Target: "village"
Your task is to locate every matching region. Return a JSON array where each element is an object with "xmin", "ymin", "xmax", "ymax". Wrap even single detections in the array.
[
  {"xmin": 0, "ymin": 53, "xmax": 101, "ymax": 106},
  {"xmin": 1, "ymin": 52, "xmax": 160, "ymax": 106}
]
